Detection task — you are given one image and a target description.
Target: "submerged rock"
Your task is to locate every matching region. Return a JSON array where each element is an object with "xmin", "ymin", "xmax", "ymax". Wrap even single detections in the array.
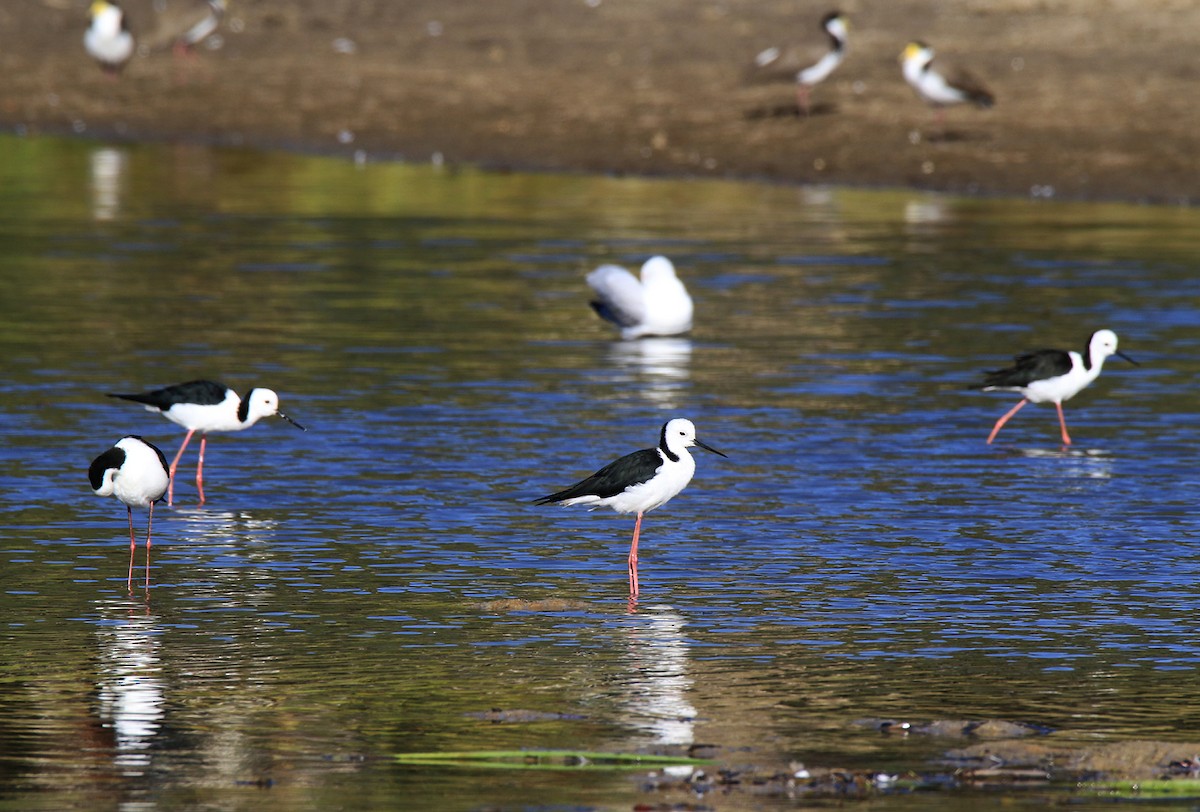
[{"xmin": 464, "ymin": 708, "xmax": 587, "ymax": 723}]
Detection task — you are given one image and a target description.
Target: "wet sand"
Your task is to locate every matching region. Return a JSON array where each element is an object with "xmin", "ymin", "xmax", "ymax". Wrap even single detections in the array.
[{"xmin": 3, "ymin": 0, "xmax": 1198, "ymax": 203}]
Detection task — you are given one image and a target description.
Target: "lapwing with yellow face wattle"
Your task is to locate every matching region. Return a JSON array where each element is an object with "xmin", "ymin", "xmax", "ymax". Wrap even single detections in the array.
[
  {"xmin": 901, "ymin": 41, "xmax": 994, "ymax": 130},
  {"xmin": 85, "ymin": 0, "xmax": 136, "ymax": 76}
]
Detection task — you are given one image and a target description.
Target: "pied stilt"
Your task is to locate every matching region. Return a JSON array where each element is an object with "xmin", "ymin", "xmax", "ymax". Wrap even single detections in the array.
[
  {"xmin": 587, "ymin": 256, "xmax": 694, "ymax": 340},
  {"xmin": 534, "ymin": 418, "xmax": 726, "ymax": 597},
  {"xmin": 749, "ymin": 11, "xmax": 848, "ymax": 115},
  {"xmin": 977, "ymin": 329, "xmax": 1137, "ymax": 446},
  {"xmin": 107, "ymin": 380, "xmax": 306, "ymax": 505},
  {"xmin": 89, "ymin": 436, "xmax": 170, "ymax": 590}
]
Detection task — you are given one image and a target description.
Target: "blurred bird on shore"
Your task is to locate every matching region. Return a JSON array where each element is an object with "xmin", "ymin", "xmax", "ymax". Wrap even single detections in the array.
[{"xmin": 747, "ymin": 10, "xmax": 848, "ymax": 115}]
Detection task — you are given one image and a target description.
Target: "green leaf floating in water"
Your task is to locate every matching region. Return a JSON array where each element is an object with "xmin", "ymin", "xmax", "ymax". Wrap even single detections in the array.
[{"xmin": 393, "ymin": 749, "xmax": 712, "ymax": 771}]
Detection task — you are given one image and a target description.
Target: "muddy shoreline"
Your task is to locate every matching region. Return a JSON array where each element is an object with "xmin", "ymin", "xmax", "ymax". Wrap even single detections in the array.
[{"xmin": 4, "ymin": 0, "xmax": 1198, "ymax": 204}]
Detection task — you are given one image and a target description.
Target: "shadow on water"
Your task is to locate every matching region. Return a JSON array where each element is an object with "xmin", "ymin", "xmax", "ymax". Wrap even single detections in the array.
[{"xmin": 2, "ymin": 134, "xmax": 1200, "ymax": 809}]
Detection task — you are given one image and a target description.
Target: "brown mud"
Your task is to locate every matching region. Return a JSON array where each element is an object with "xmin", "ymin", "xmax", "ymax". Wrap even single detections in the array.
[{"xmin": 3, "ymin": 0, "xmax": 1197, "ymax": 203}]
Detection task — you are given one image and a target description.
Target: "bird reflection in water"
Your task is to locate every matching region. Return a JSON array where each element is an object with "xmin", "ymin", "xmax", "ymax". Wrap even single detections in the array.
[
  {"xmin": 94, "ymin": 597, "xmax": 165, "ymax": 773},
  {"xmin": 89, "ymin": 147, "xmax": 128, "ymax": 222},
  {"xmin": 618, "ymin": 606, "xmax": 697, "ymax": 747},
  {"xmin": 167, "ymin": 508, "xmax": 282, "ymax": 588},
  {"xmin": 605, "ymin": 337, "xmax": 693, "ymax": 409}
]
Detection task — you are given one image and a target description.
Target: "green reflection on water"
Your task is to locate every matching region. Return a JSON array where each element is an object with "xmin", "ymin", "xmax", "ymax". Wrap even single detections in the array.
[{"xmin": 2, "ymin": 134, "xmax": 1200, "ymax": 811}]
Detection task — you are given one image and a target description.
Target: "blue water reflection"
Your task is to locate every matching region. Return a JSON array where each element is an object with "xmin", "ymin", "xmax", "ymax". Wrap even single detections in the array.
[{"xmin": 2, "ymin": 137, "xmax": 1200, "ymax": 809}]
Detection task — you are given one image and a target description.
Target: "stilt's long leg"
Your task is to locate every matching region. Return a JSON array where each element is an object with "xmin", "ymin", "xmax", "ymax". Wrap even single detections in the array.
[
  {"xmin": 196, "ymin": 435, "xmax": 208, "ymax": 504},
  {"xmin": 796, "ymin": 85, "xmax": 811, "ymax": 116},
  {"xmin": 168, "ymin": 430, "xmax": 196, "ymax": 506},
  {"xmin": 144, "ymin": 502, "xmax": 155, "ymax": 589},
  {"xmin": 1055, "ymin": 402, "xmax": 1072, "ymax": 446},
  {"xmin": 126, "ymin": 506, "xmax": 136, "ymax": 591},
  {"xmin": 627, "ymin": 512, "xmax": 644, "ymax": 597},
  {"xmin": 987, "ymin": 399, "xmax": 1028, "ymax": 444}
]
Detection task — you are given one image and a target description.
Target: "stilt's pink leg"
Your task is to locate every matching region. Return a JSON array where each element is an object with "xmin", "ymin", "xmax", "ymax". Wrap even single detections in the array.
[
  {"xmin": 796, "ymin": 85, "xmax": 811, "ymax": 116},
  {"xmin": 627, "ymin": 512, "xmax": 643, "ymax": 597},
  {"xmin": 168, "ymin": 430, "xmax": 195, "ymax": 506},
  {"xmin": 987, "ymin": 399, "xmax": 1028, "ymax": 444},
  {"xmin": 196, "ymin": 435, "xmax": 207, "ymax": 504},
  {"xmin": 126, "ymin": 506, "xmax": 136, "ymax": 592},
  {"xmin": 1055, "ymin": 402, "xmax": 1072, "ymax": 446},
  {"xmin": 144, "ymin": 502, "xmax": 155, "ymax": 588}
]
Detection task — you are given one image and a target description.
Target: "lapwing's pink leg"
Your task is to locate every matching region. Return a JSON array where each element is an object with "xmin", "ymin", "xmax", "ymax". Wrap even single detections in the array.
[
  {"xmin": 627, "ymin": 511, "xmax": 643, "ymax": 597},
  {"xmin": 987, "ymin": 399, "xmax": 1028, "ymax": 444},
  {"xmin": 1055, "ymin": 402, "xmax": 1072, "ymax": 446},
  {"xmin": 126, "ymin": 506, "xmax": 136, "ymax": 591},
  {"xmin": 168, "ymin": 430, "xmax": 196, "ymax": 506},
  {"xmin": 196, "ymin": 435, "xmax": 207, "ymax": 505}
]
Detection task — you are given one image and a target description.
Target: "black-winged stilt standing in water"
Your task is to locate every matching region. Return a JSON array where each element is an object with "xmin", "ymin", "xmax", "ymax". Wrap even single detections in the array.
[
  {"xmin": 107, "ymin": 380, "xmax": 306, "ymax": 505},
  {"xmin": 977, "ymin": 329, "xmax": 1137, "ymax": 446},
  {"xmin": 89, "ymin": 436, "xmax": 170, "ymax": 590},
  {"xmin": 586, "ymin": 256, "xmax": 694, "ymax": 340},
  {"xmin": 534, "ymin": 418, "xmax": 726, "ymax": 597}
]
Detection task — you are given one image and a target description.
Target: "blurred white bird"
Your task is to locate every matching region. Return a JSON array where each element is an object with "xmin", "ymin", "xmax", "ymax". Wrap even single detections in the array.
[
  {"xmin": 586, "ymin": 256, "xmax": 694, "ymax": 340},
  {"xmin": 142, "ymin": 0, "xmax": 227, "ymax": 55},
  {"xmin": 85, "ymin": 0, "xmax": 135, "ymax": 75},
  {"xmin": 901, "ymin": 41, "xmax": 994, "ymax": 129}
]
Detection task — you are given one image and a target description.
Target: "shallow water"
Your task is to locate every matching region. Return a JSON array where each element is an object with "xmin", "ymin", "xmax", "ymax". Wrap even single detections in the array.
[{"xmin": 2, "ymin": 135, "xmax": 1200, "ymax": 810}]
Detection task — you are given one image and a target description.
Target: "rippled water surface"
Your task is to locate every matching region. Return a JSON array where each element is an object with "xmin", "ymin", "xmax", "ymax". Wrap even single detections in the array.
[{"xmin": 2, "ymin": 136, "xmax": 1200, "ymax": 810}]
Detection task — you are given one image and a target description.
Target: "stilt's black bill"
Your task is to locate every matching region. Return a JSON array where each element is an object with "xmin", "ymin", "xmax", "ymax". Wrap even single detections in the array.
[
  {"xmin": 280, "ymin": 412, "xmax": 307, "ymax": 431},
  {"xmin": 1117, "ymin": 350, "xmax": 1139, "ymax": 366},
  {"xmin": 695, "ymin": 439, "xmax": 727, "ymax": 458}
]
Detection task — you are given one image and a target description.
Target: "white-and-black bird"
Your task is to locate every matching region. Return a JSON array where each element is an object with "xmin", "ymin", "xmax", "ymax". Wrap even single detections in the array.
[
  {"xmin": 901, "ymin": 41, "xmax": 994, "ymax": 128},
  {"xmin": 534, "ymin": 418, "xmax": 726, "ymax": 597},
  {"xmin": 107, "ymin": 380, "xmax": 305, "ymax": 505},
  {"xmin": 142, "ymin": 0, "xmax": 228, "ymax": 56},
  {"xmin": 976, "ymin": 329, "xmax": 1137, "ymax": 446},
  {"xmin": 748, "ymin": 10, "xmax": 848, "ymax": 115},
  {"xmin": 90, "ymin": 436, "xmax": 170, "ymax": 589},
  {"xmin": 85, "ymin": 0, "xmax": 136, "ymax": 76},
  {"xmin": 587, "ymin": 256, "xmax": 694, "ymax": 340}
]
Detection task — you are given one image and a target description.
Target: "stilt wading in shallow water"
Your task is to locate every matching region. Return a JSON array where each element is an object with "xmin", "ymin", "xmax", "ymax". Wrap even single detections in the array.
[
  {"xmin": 534, "ymin": 418, "xmax": 726, "ymax": 598},
  {"xmin": 107, "ymin": 380, "xmax": 306, "ymax": 505},
  {"xmin": 89, "ymin": 436, "xmax": 170, "ymax": 590},
  {"xmin": 976, "ymin": 329, "xmax": 1137, "ymax": 446},
  {"xmin": 587, "ymin": 256, "xmax": 694, "ymax": 340},
  {"xmin": 748, "ymin": 10, "xmax": 848, "ymax": 115}
]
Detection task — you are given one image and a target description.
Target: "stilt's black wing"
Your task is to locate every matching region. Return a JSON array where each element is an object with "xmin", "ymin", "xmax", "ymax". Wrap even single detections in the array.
[
  {"xmin": 107, "ymin": 380, "xmax": 229, "ymax": 410},
  {"xmin": 534, "ymin": 448, "xmax": 662, "ymax": 504},
  {"xmin": 979, "ymin": 349, "xmax": 1072, "ymax": 389}
]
